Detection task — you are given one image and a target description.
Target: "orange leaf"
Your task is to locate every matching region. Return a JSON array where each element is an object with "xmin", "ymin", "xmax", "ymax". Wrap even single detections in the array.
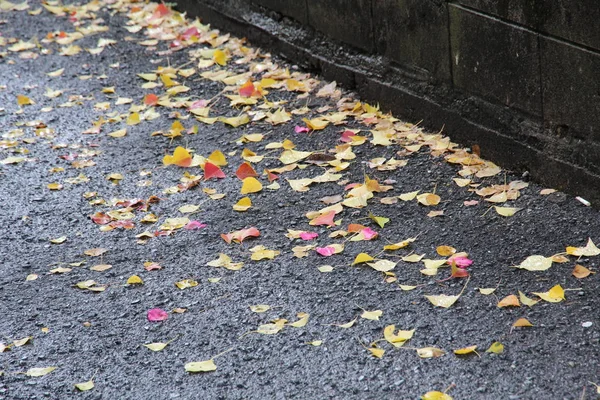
[
  {"xmin": 347, "ymin": 224, "xmax": 366, "ymax": 233},
  {"xmin": 221, "ymin": 227, "xmax": 260, "ymax": 244},
  {"xmin": 144, "ymin": 94, "xmax": 158, "ymax": 106},
  {"xmin": 513, "ymin": 318, "xmax": 533, "ymax": 327},
  {"xmin": 239, "ymin": 79, "xmax": 257, "ymax": 97},
  {"xmin": 236, "ymin": 162, "xmax": 258, "ymax": 180},
  {"xmin": 203, "ymin": 162, "xmax": 226, "ymax": 180},
  {"xmin": 497, "ymin": 294, "xmax": 520, "ymax": 308},
  {"xmin": 572, "ymin": 264, "xmax": 594, "ymax": 279},
  {"xmin": 309, "ymin": 210, "xmax": 336, "ymax": 227},
  {"xmin": 163, "ymin": 146, "xmax": 192, "ymax": 167}
]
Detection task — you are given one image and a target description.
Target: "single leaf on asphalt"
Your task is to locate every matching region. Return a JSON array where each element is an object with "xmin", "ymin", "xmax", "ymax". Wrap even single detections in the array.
[
  {"xmin": 453, "ymin": 345, "xmax": 478, "ymax": 356},
  {"xmin": 519, "ymin": 291, "xmax": 539, "ymax": 307},
  {"xmin": 203, "ymin": 162, "xmax": 226, "ymax": 180},
  {"xmin": 235, "ymin": 162, "xmax": 258, "ymax": 180},
  {"xmin": 240, "ymin": 177, "xmax": 262, "ymax": 194},
  {"xmin": 127, "ymin": 275, "xmax": 143, "ymax": 285},
  {"xmin": 144, "ymin": 342, "xmax": 169, "ymax": 352},
  {"xmin": 513, "ymin": 318, "xmax": 533, "ymax": 327},
  {"xmin": 288, "ymin": 312, "xmax": 309, "ymax": 328},
  {"xmin": 486, "ymin": 342, "xmax": 504, "ymax": 354},
  {"xmin": 366, "ymin": 259, "xmax": 396, "ymax": 272},
  {"xmin": 360, "ymin": 309, "xmax": 382, "ymax": 321},
  {"xmin": 257, "ymin": 321, "xmax": 286, "ymax": 335},
  {"xmin": 426, "ymin": 277, "xmax": 469, "ymax": 308},
  {"xmin": 572, "ymin": 264, "xmax": 595, "ymax": 278},
  {"xmin": 175, "ymin": 279, "xmax": 198, "ymax": 290},
  {"xmin": 207, "ymin": 253, "xmax": 244, "ymax": 270},
  {"xmin": 84, "ymin": 248, "xmax": 107, "ymax": 257},
  {"xmin": 402, "ymin": 253, "xmax": 425, "ymax": 263},
  {"xmin": 494, "ymin": 206, "xmax": 522, "ymax": 217},
  {"xmin": 50, "ymin": 236, "xmax": 67, "ymax": 244},
  {"xmin": 90, "ymin": 264, "xmax": 112, "ymax": 272},
  {"xmin": 497, "ymin": 294, "xmax": 520, "ymax": 308},
  {"xmin": 208, "ymin": 150, "xmax": 227, "ymax": 166},
  {"xmin": 478, "ymin": 288, "xmax": 496, "ymax": 295},
  {"xmin": 436, "ymin": 246, "xmax": 456, "ymax": 256},
  {"xmin": 352, "ymin": 253, "xmax": 375, "ymax": 265},
  {"xmin": 26, "ymin": 367, "xmax": 56, "ymax": 377},
  {"xmin": 533, "ymin": 284, "xmax": 565, "ymax": 303},
  {"xmin": 179, "ymin": 204, "xmax": 200, "ymax": 213},
  {"xmin": 185, "ymin": 359, "xmax": 217, "ymax": 373},
  {"xmin": 233, "ymin": 197, "xmax": 252, "ymax": 211},
  {"xmin": 416, "ymin": 347, "xmax": 445, "ymax": 358},
  {"xmin": 332, "ymin": 317, "xmax": 357, "ymax": 329},
  {"xmin": 249, "ymin": 305, "xmax": 270, "ymax": 313},
  {"xmin": 417, "ymin": 193, "xmax": 441, "ymax": 206},
  {"xmin": 74, "ymin": 379, "xmax": 94, "ymax": 391},
  {"xmin": 384, "ymin": 237, "xmax": 416, "ymax": 251},
  {"xmin": 511, "ymin": 255, "xmax": 553, "ymax": 271},
  {"xmin": 147, "ymin": 308, "xmax": 168, "ymax": 322},
  {"xmin": 383, "ymin": 325, "xmax": 414, "ymax": 347},
  {"xmin": 307, "ymin": 340, "xmax": 323, "ymax": 346},
  {"xmin": 421, "ymin": 391, "xmax": 453, "ymax": 400},
  {"xmin": 367, "ymin": 346, "xmax": 385, "ymax": 359},
  {"xmin": 566, "ymin": 238, "xmax": 600, "ymax": 257},
  {"xmin": 221, "ymin": 227, "xmax": 260, "ymax": 244}
]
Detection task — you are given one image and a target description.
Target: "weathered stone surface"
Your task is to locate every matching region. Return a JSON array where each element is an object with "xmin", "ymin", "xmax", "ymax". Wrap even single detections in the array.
[
  {"xmin": 455, "ymin": 0, "xmax": 542, "ymax": 29},
  {"xmin": 373, "ymin": 0, "xmax": 450, "ymax": 82},
  {"xmin": 541, "ymin": 38, "xmax": 600, "ymax": 142},
  {"xmin": 449, "ymin": 5, "xmax": 542, "ymax": 116},
  {"xmin": 539, "ymin": 1, "xmax": 600, "ymax": 51},
  {"xmin": 306, "ymin": 0, "xmax": 374, "ymax": 52},
  {"xmin": 251, "ymin": 0, "xmax": 308, "ymax": 24}
]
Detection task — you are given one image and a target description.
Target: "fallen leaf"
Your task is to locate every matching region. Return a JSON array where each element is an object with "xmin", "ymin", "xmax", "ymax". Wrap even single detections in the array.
[
  {"xmin": 26, "ymin": 367, "xmax": 56, "ymax": 377},
  {"xmin": 511, "ymin": 255, "xmax": 553, "ymax": 271},
  {"xmin": 453, "ymin": 345, "xmax": 478, "ymax": 356},
  {"xmin": 421, "ymin": 391, "xmax": 453, "ymax": 400},
  {"xmin": 74, "ymin": 380, "xmax": 94, "ymax": 391},
  {"xmin": 249, "ymin": 305, "xmax": 270, "ymax": 313},
  {"xmin": 203, "ymin": 162, "xmax": 226, "ymax": 180},
  {"xmin": 163, "ymin": 147, "xmax": 192, "ymax": 167},
  {"xmin": 185, "ymin": 359, "xmax": 217, "ymax": 373},
  {"xmin": 366, "ymin": 260, "xmax": 397, "ymax": 272},
  {"xmin": 352, "ymin": 253, "xmax": 375, "ymax": 265},
  {"xmin": 566, "ymin": 238, "xmax": 600, "ymax": 257},
  {"xmin": 175, "ymin": 279, "xmax": 198, "ymax": 290},
  {"xmin": 572, "ymin": 264, "xmax": 595, "ymax": 279},
  {"xmin": 144, "ymin": 342, "xmax": 169, "ymax": 352},
  {"xmin": 147, "ymin": 308, "xmax": 168, "ymax": 322},
  {"xmin": 233, "ymin": 197, "xmax": 252, "ymax": 211},
  {"xmin": 288, "ymin": 312, "xmax": 309, "ymax": 328},
  {"xmin": 90, "ymin": 264, "xmax": 112, "ymax": 272},
  {"xmin": 486, "ymin": 342, "xmax": 504, "ymax": 354},
  {"xmin": 416, "ymin": 347, "xmax": 445, "ymax": 358},
  {"xmin": 49, "ymin": 236, "xmax": 67, "ymax": 244},
  {"xmin": 533, "ymin": 284, "xmax": 565, "ymax": 303},
  {"xmin": 367, "ymin": 347, "xmax": 385, "ymax": 359},
  {"xmin": 497, "ymin": 294, "xmax": 520, "ymax": 308},
  {"xmin": 478, "ymin": 288, "xmax": 496, "ymax": 295},
  {"xmin": 360, "ymin": 309, "xmax": 382, "ymax": 321},
  {"xmin": 383, "ymin": 325, "xmax": 414, "ymax": 347},
  {"xmin": 240, "ymin": 177, "xmax": 262, "ymax": 194},
  {"xmin": 127, "ymin": 275, "xmax": 144, "ymax": 285},
  {"xmin": 513, "ymin": 318, "xmax": 533, "ymax": 327},
  {"xmin": 494, "ymin": 206, "xmax": 522, "ymax": 217}
]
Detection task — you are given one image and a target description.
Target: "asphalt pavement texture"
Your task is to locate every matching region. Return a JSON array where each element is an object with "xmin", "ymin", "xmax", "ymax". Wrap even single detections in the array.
[{"xmin": 1, "ymin": 1, "xmax": 600, "ymax": 399}]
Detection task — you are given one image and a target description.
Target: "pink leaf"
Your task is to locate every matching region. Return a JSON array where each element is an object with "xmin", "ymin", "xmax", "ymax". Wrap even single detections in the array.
[
  {"xmin": 340, "ymin": 130, "xmax": 355, "ymax": 143},
  {"xmin": 299, "ymin": 232, "xmax": 318, "ymax": 240},
  {"xmin": 147, "ymin": 308, "xmax": 168, "ymax": 322},
  {"xmin": 447, "ymin": 255, "xmax": 473, "ymax": 268},
  {"xmin": 295, "ymin": 125, "xmax": 309, "ymax": 133},
  {"xmin": 316, "ymin": 246, "xmax": 336, "ymax": 256},
  {"xmin": 309, "ymin": 210, "xmax": 336, "ymax": 227},
  {"xmin": 361, "ymin": 227, "xmax": 378, "ymax": 240},
  {"xmin": 185, "ymin": 220, "xmax": 207, "ymax": 230}
]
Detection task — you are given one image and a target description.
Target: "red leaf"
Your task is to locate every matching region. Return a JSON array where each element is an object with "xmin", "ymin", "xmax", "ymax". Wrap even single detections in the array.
[
  {"xmin": 340, "ymin": 130, "xmax": 356, "ymax": 142},
  {"xmin": 203, "ymin": 162, "xmax": 226, "ymax": 180},
  {"xmin": 184, "ymin": 221, "xmax": 207, "ymax": 230},
  {"xmin": 144, "ymin": 94, "xmax": 158, "ymax": 106},
  {"xmin": 235, "ymin": 162, "xmax": 258, "ymax": 180},
  {"xmin": 267, "ymin": 172, "xmax": 279, "ymax": 182},
  {"xmin": 239, "ymin": 80, "xmax": 256, "ymax": 97},
  {"xmin": 91, "ymin": 212, "xmax": 112, "ymax": 225},
  {"xmin": 295, "ymin": 125, "xmax": 309, "ymax": 133},
  {"xmin": 181, "ymin": 27, "xmax": 200, "ymax": 41}
]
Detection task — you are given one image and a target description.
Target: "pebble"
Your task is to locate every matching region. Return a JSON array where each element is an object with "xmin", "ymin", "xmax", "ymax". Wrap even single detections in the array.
[{"xmin": 582, "ymin": 321, "xmax": 593, "ymax": 328}]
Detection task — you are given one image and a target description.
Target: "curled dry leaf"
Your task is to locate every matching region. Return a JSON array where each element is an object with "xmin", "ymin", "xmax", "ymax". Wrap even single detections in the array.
[
  {"xmin": 497, "ymin": 294, "xmax": 520, "ymax": 308},
  {"xmin": 185, "ymin": 359, "xmax": 217, "ymax": 373}
]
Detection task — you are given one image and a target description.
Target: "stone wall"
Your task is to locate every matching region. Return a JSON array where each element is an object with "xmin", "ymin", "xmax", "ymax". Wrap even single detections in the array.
[{"xmin": 175, "ymin": 0, "xmax": 600, "ymax": 203}]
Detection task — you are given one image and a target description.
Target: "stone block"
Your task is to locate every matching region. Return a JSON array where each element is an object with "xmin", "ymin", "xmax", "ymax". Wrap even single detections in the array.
[
  {"xmin": 541, "ymin": 38, "xmax": 600, "ymax": 141},
  {"xmin": 306, "ymin": 0, "xmax": 374, "ymax": 52},
  {"xmin": 449, "ymin": 5, "xmax": 542, "ymax": 116},
  {"xmin": 372, "ymin": 0, "xmax": 450, "ymax": 82},
  {"xmin": 539, "ymin": 1, "xmax": 600, "ymax": 51},
  {"xmin": 455, "ymin": 0, "xmax": 541, "ymax": 29}
]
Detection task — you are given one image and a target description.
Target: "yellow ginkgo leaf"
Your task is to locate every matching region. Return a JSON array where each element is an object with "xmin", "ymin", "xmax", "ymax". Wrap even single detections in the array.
[
  {"xmin": 208, "ymin": 150, "xmax": 227, "ymax": 166},
  {"xmin": 107, "ymin": 128, "xmax": 127, "ymax": 138},
  {"xmin": 163, "ymin": 146, "xmax": 192, "ymax": 167},
  {"xmin": 384, "ymin": 237, "xmax": 416, "ymax": 251},
  {"xmin": 497, "ymin": 294, "xmax": 520, "ymax": 308},
  {"xmin": 74, "ymin": 379, "xmax": 94, "ymax": 391},
  {"xmin": 402, "ymin": 253, "xmax": 425, "ymax": 263},
  {"xmin": 213, "ymin": 49, "xmax": 227, "ymax": 66},
  {"xmin": 233, "ymin": 197, "xmax": 252, "ymax": 211},
  {"xmin": 185, "ymin": 359, "xmax": 217, "ymax": 373},
  {"xmin": 332, "ymin": 318, "xmax": 357, "ymax": 329},
  {"xmin": 17, "ymin": 95, "xmax": 34, "ymax": 106},
  {"xmin": 494, "ymin": 206, "xmax": 522, "ymax": 217},
  {"xmin": 175, "ymin": 279, "xmax": 198, "ymax": 290},
  {"xmin": 127, "ymin": 275, "xmax": 143, "ymax": 285},
  {"xmin": 383, "ymin": 325, "xmax": 414, "ymax": 347},
  {"xmin": 367, "ymin": 346, "xmax": 385, "ymax": 358},
  {"xmin": 288, "ymin": 312, "xmax": 309, "ymax": 328},
  {"xmin": 126, "ymin": 112, "xmax": 140, "ymax": 125},
  {"xmin": 533, "ymin": 284, "xmax": 565, "ymax": 303},
  {"xmin": 453, "ymin": 345, "xmax": 478, "ymax": 356},
  {"xmin": 399, "ymin": 190, "xmax": 419, "ymax": 201},
  {"xmin": 518, "ymin": 291, "xmax": 539, "ymax": 307},
  {"xmin": 486, "ymin": 342, "xmax": 504, "ymax": 354},
  {"xmin": 478, "ymin": 288, "xmax": 496, "ymax": 295},
  {"xmin": 249, "ymin": 305, "xmax": 270, "ymax": 313},
  {"xmin": 416, "ymin": 347, "xmax": 445, "ymax": 358},
  {"xmin": 425, "ymin": 294, "xmax": 460, "ymax": 308},
  {"xmin": 178, "ymin": 204, "xmax": 200, "ymax": 213},
  {"xmin": 26, "ymin": 367, "xmax": 57, "ymax": 377},
  {"xmin": 144, "ymin": 342, "xmax": 168, "ymax": 351},
  {"xmin": 360, "ymin": 309, "xmax": 382, "ymax": 320},
  {"xmin": 421, "ymin": 391, "xmax": 453, "ymax": 400},
  {"xmin": 241, "ymin": 177, "xmax": 262, "ymax": 194}
]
